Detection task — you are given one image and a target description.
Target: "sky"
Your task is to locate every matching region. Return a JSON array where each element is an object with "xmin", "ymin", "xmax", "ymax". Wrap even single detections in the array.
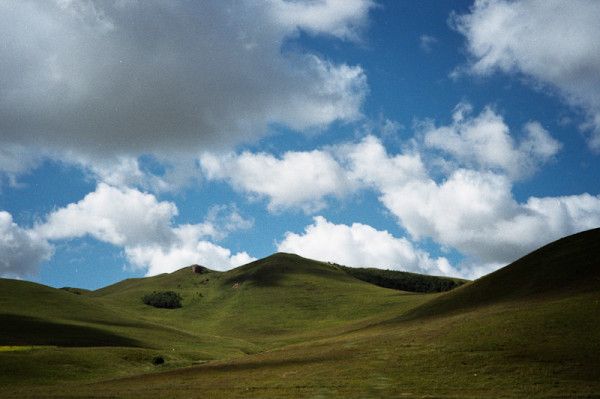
[{"xmin": 1, "ymin": 0, "xmax": 599, "ymax": 290}]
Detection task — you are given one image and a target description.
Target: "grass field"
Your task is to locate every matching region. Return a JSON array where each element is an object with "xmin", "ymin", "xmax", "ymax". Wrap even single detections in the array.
[{"xmin": 1, "ymin": 229, "xmax": 599, "ymax": 398}]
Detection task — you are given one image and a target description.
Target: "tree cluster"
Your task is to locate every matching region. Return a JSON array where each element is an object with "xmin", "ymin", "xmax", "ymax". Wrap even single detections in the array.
[
  {"xmin": 339, "ymin": 266, "xmax": 465, "ymax": 293},
  {"xmin": 142, "ymin": 291, "xmax": 183, "ymax": 309}
]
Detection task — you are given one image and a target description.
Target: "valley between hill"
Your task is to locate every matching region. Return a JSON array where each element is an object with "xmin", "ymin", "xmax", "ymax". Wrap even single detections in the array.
[{"xmin": 1, "ymin": 228, "xmax": 599, "ymax": 398}]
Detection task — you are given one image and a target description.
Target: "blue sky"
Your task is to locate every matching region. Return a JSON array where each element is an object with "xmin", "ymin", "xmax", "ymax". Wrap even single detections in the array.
[{"xmin": 1, "ymin": 0, "xmax": 599, "ymax": 290}]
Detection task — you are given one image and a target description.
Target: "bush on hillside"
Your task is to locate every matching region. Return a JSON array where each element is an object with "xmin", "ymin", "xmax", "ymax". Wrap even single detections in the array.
[
  {"xmin": 142, "ymin": 291, "xmax": 182, "ymax": 309},
  {"xmin": 152, "ymin": 355, "xmax": 165, "ymax": 365}
]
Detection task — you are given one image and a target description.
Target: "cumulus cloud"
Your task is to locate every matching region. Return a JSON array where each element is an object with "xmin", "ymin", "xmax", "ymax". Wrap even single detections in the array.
[
  {"xmin": 199, "ymin": 134, "xmax": 426, "ymax": 214},
  {"xmin": 0, "ymin": 211, "xmax": 53, "ymax": 277},
  {"xmin": 200, "ymin": 149, "xmax": 356, "ymax": 213},
  {"xmin": 362, "ymin": 144, "xmax": 600, "ymax": 267},
  {"xmin": 37, "ymin": 183, "xmax": 178, "ymax": 247},
  {"xmin": 334, "ymin": 135, "xmax": 428, "ymax": 188},
  {"xmin": 35, "ymin": 184, "xmax": 254, "ymax": 275},
  {"xmin": 421, "ymin": 103, "xmax": 561, "ymax": 179},
  {"xmin": 278, "ymin": 216, "xmax": 457, "ymax": 276},
  {"xmin": 0, "ymin": 0, "xmax": 370, "ymax": 161},
  {"xmin": 454, "ymin": 0, "xmax": 600, "ymax": 150}
]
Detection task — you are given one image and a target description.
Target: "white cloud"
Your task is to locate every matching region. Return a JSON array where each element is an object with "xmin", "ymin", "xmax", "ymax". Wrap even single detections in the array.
[
  {"xmin": 454, "ymin": 0, "xmax": 600, "ymax": 150},
  {"xmin": 269, "ymin": 0, "xmax": 374, "ymax": 41},
  {"xmin": 35, "ymin": 184, "xmax": 254, "ymax": 275},
  {"xmin": 87, "ymin": 157, "xmax": 148, "ymax": 190},
  {"xmin": 37, "ymin": 183, "xmax": 178, "ymax": 247},
  {"xmin": 278, "ymin": 216, "xmax": 457, "ymax": 276},
  {"xmin": 374, "ymin": 165, "xmax": 600, "ymax": 267},
  {"xmin": 422, "ymin": 103, "xmax": 561, "ymax": 179},
  {"xmin": 0, "ymin": 211, "xmax": 53, "ymax": 278},
  {"xmin": 201, "ymin": 149, "xmax": 356, "ymax": 213},
  {"xmin": 334, "ymin": 135, "xmax": 428, "ymax": 188},
  {"xmin": 0, "ymin": 0, "xmax": 370, "ymax": 161},
  {"xmin": 199, "ymin": 134, "xmax": 425, "ymax": 215}
]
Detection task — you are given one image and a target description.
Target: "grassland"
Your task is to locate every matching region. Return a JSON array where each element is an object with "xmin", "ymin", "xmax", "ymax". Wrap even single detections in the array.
[{"xmin": 1, "ymin": 229, "xmax": 599, "ymax": 398}]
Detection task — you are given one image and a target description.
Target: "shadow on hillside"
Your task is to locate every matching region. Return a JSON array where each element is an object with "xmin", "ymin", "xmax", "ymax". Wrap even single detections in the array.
[{"xmin": 0, "ymin": 314, "xmax": 143, "ymax": 347}]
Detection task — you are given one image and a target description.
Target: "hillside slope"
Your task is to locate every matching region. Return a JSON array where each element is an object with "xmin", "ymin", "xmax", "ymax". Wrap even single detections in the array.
[
  {"xmin": 0, "ymin": 278, "xmax": 271, "ymax": 386},
  {"xmin": 406, "ymin": 227, "xmax": 600, "ymax": 318},
  {"xmin": 0, "ymin": 279, "xmax": 142, "ymax": 347}
]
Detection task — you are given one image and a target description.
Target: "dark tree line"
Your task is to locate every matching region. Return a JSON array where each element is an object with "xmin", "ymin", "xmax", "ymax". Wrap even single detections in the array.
[{"xmin": 338, "ymin": 266, "xmax": 466, "ymax": 293}]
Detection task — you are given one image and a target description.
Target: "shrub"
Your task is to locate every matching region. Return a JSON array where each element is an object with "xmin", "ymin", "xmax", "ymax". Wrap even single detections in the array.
[
  {"xmin": 152, "ymin": 355, "xmax": 165, "ymax": 365},
  {"xmin": 142, "ymin": 291, "xmax": 183, "ymax": 309}
]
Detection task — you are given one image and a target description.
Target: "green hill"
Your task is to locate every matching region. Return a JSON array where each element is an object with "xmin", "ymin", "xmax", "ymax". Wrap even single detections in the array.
[
  {"xmin": 91, "ymin": 253, "xmax": 433, "ymax": 344},
  {"xmin": 406, "ymin": 227, "xmax": 600, "ymax": 318},
  {"xmin": 1, "ymin": 229, "xmax": 599, "ymax": 398}
]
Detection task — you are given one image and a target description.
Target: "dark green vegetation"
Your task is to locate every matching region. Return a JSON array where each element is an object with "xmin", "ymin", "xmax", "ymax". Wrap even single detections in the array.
[
  {"xmin": 338, "ymin": 265, "xmax": 467, "ymax": 292},
  {"xmin": 1, "ymin": 228, "xmax": 599, "ymax": 398},
  {"xmin": 151, "ymin": 356, "xmax": 165, "ymax": 365},
  {"xmin": 141, "ymin": 291, "xmax": 182, "ymax": 309}
]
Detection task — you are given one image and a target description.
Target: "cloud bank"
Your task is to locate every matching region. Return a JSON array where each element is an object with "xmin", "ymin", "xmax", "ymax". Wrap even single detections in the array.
[{"xmin": 0, "ymin": 0, "xmax": 370, "ymax": 161}]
